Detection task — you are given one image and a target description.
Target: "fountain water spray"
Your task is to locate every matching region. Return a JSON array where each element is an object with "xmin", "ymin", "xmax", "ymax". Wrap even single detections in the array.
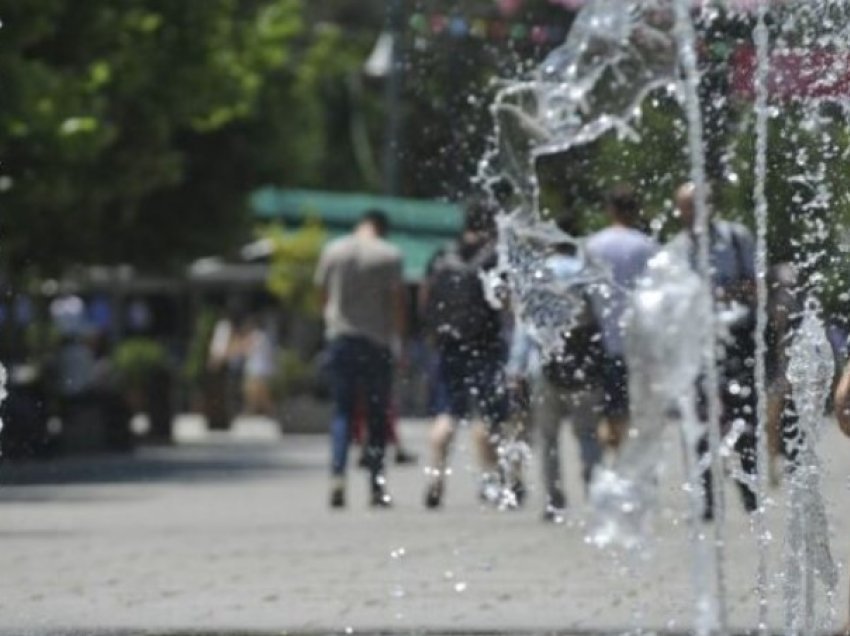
[
  {"xmin": 752, "ymin": 2, "xmax": 772, "ymax": 631},
  {"xmin": 783, "ymin": 300, "xmax": 838, "ymax": 635},
  {"xmin": 480, "ymin": 0, "xmax": 849, "ymax": 632},
  {"xmin": 588, "ymin": 244, "xmax": 722, "ymax": 634}
]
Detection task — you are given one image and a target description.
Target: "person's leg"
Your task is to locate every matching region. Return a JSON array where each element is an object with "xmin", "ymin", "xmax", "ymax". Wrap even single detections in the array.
[
  {"xmin": 429, "ymin": 413, "xmax": 456, "ymax": 471},
  {"xmin": 735, "ymin": 430, "xmax": 758, "ymax": 512},
  {"xmin": 328, "ymin": 338, "xmax": 358, "ymax": 506},
  {"xmin": 599, "ymin": 356, "xmax": 629, "ymax": 451},
  {"xmin": 569, "ymin": 387, "xmax": 604, "ymax": 492},
  {"xmin": 766, "ymin": 377, "xmax": 787, "ymax": 486},
  {"xmin": 475, "ymin": 342, "xmax": 517, "ymax": 505},
  {"xmin": 425, "ymin": 346, "xmax": 463, "ymax": 508},
  {"xmin": 532, "ymin": 374, "xmax": 566, "ymax": 511},
  {"xmin": 387, "ymin": 403, "xmax": 418, "ymax": 464},
  {"xmin": 362, "ymin": 340, "xmax": 393, "ymax": 496},
  {"xmin": 697, "ymin": 433, "xmax": 714, "ymax": 520},
  {"xmin": 472, "ymin": 420, "xmax": 499, "ymax": 473},
  {"xmin": 724, "ymin": 374, "xmax": 758, "ymax": 513}
]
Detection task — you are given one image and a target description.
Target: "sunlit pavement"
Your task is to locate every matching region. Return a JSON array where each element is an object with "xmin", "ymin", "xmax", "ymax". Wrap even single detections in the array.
[{"xmin": 1, "ymin": 414, "xmax": 849, "ymax": 636}]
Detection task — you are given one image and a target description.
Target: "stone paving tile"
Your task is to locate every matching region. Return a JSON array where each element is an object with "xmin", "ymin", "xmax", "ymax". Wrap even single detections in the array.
[{"xmin": 1, "ymin": 415, "xmax": 848, "ymax": 635}]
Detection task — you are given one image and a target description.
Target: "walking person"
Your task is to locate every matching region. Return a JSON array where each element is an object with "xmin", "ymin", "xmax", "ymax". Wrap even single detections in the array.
[
  {"xmin": 241, "ymin": 314, "xmax": 277, "ymax": 418},
  {"xmin": 585, "ymin": 184, "xmax": 658, "ymax": 451},
  {"xmin": 421, "ymin": 198, "xmax": 511, "ymax": 509},
  {"xmin": 672, "ymin": 181, "xmax": 759, "ymax": 519},
  {"xmin": 314, "ymin": 209, "xmax": 406, "ymax": 508},
  {"xmin": 506, "ymin": 222, "xmax": 604, "ymax": 521}
]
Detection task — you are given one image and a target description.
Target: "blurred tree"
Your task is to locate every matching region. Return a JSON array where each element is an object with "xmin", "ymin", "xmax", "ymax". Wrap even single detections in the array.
[
  {"xmin": 264, "ymin": 218, "xmax": 326, "ymax": 316},
  {"xmin": 0, "ymin": 0, "xmax": 306, "ymax": 278}
]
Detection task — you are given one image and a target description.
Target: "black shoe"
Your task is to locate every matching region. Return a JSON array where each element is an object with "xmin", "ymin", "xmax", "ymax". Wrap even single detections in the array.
[
  {"xmin": 739, "ymin": 485, "xmax": 758, "ymax": 514},
  {"xmin": 424, "ymin": 481, "xmax": 443, "ymax": 509},
  {"xmin": 370, "ymin": 477, "xmax": 393, "ymax": 508},
  {"xmin": 330, "ymin": 486, "xmax": 345, "ymax": 509},
  {"xmin": 395, "ymin": 448, "xmax": 419, "ymax": 465},
  {"xmin": 509, "ymin": 479, "xmax": 527, "ymax": 509},
  {"xmin": 543, "ymin": 488, "xmax": 566, "ymax": 520},
  {"xmin": 357, "ymin": 453, "xmax": 369, "ymax": 470},
  {"xmin": 701, "ymin": 506, "xmax": 714, "ymax": 523}
]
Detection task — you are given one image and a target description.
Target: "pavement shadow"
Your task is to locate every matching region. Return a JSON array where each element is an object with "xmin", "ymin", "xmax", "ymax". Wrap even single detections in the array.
[{"xmin": 0, "ymin": 440, "xmax": 317, "ymax": 491}]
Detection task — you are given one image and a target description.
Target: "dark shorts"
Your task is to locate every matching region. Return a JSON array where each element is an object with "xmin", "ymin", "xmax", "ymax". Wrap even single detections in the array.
[
  {"xmin": 433, "ymin": 340, "xmax": 508, "ymax": 427},
  {"xmin": 600, "ymin": 355, "xmax": 629, "ymax": 418}
]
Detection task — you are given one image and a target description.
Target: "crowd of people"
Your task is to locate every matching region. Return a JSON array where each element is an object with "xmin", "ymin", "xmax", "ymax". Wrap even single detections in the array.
[{"xmin": 313, "ymin": 181, "xmax": 837, "ymax": 526}]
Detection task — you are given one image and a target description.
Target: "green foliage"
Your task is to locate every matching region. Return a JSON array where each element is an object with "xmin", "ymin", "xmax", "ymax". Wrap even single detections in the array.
[
  {"xmin": 0, "ymin": 0, "xmax": 304, "ymax": 276},
  {"xmin": 726, "ymin": 103, "xmax": 850, "ymax": 316},
  {"xmin": 537, "ymin": 94, "xmax": 689, "ymax": 235},
  {"xmin": 183, "ymin": 308, "xmax": 218, "ymax": 384},
  {"xmin": 112, "ymin": 337, "xmax": 170, "ymax": 389},
  {"xmin": 265, "ymin": 218, "xmax": 326, "ymax": 315},
  {"xmin": 274, "ymin": 347, "xmax": 312, "ymax": 397}
]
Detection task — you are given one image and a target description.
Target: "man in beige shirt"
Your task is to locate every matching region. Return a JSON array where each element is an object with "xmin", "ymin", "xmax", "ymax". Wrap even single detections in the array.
[{"xmin": 315, "ymin": 210, "xmax": 405, "ymax": 508}]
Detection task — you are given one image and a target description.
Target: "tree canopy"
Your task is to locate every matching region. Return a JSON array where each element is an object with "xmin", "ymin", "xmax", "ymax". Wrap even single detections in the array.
[{"xmin": 0, "ymin": 0, "xmax": 333, "ymax": 278}]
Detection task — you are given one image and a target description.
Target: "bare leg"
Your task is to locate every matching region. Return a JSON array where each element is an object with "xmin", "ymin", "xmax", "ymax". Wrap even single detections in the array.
[
  {"xmin": 424, "ymin": 414, "xmax": 455, "ymax": 508},
  {"xmin": 472, "ymin": 419, "xmax": 499, "ymax": 472},
  {"xmin": 429, "ymin": 413, "xmax": 456, "ymax": 474}
]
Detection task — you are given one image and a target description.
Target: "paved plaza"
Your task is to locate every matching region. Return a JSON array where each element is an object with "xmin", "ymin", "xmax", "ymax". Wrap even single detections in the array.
[{"xmin": 1, "ymin": 415, "xmax": 849, "ymax": 635}]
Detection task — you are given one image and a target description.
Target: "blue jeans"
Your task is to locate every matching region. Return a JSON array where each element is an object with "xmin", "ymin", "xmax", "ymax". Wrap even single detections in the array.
[{"xmin": 327, "ymin": 336, "xmax": 393, "ymax": 478}]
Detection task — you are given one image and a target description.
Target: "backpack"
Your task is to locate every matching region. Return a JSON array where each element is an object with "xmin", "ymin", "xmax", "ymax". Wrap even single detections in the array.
[
  {"xmin": 426, "ymin": 239, "xmax": 500, "ymax": 344},
  {"xmin": 541, "ymin": 294, "xmax": 604, "ymax": 391}
]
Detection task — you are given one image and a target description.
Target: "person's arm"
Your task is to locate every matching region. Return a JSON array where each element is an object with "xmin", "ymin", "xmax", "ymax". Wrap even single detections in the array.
[
  {"xmin": 835, "ymin": 361, "xmax": 850, "ymax": 437},
  {"xmin": 391, "ymin": 256, "xmax": 407, "ymax": 358},
  {"xmin": 732, "ymin": 224, "xmax": 757, "ymax": 305},
  {"xmin": 393, "ymin": 282, "xmax": 407, "ymax": 342},
  {"xmin": 505, "ymin": 325, "xmax": 532, "ymax": 382}
]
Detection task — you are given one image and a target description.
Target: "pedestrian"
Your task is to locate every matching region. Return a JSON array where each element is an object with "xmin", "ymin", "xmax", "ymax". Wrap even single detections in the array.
[
  {"xmin": 314, "ymin": 209, "xmax": 405, "ymax": 508},
  {"xmin": 672, "ymin": 181, "xmax": 759, "ymax": 519},
  {"xmin": 421, "ymin": 198, "xmax": 511, "ymax": 509},
  {"xmin": 241, "ymin": 314, "xmax": 277, "ymax": 418},
  {"xmin": 585, "ymin": 184, "xmax": 658, "ymax": 451},
  {"xmin": 206, "ymin": 302, "xmax": 247, "ymax": 430},
  {"xmin": 506, "ymin": 219, "xmax": 604, "ymax": 522}
]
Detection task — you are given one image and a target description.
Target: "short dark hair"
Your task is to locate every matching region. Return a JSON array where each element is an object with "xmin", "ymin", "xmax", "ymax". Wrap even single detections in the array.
[
  {"xmin": 360, "ymin": 209, "xmax": 390, "ymax": 236},
  {"xmin": 605, "ymin": 183, "xmax": 640, "ymax": 223},
  {"xmin": 463, "ymin": 196, "xmax": 498, "ymax": 234}
]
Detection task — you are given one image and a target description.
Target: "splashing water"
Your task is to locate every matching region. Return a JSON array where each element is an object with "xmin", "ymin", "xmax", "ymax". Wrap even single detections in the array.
[
  {"xmin": 784, "ymin": 300, "xmax": 838, "ymax": 635},
  {"xmin": 589, "ymin": 246, "xmax": 705, "ymax": 549},
  {"xmin": 590, "ymin": 244, "xmax": 724, "ymax": 634},
  {"xmin": 479, "ymin": 0, "xmax": 680, "ymax": 349},
  {"xmin": 481, "ymin": 0, "xmax": 850, "ymax": 632}
]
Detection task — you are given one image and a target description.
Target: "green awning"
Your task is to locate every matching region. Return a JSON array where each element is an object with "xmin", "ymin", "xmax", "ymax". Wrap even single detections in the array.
[{"xmin": 250, "ymin": 187, "xmax": 463, "ymax": 281}]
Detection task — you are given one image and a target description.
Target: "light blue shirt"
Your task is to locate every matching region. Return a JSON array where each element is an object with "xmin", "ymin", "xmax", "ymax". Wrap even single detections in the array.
[
  {"xmin": 586, "ymin": 226, "xmax": 658, "ymax": 356},
  {"xmin": 507, "ymin": 252, "xmax": 584, "ymax": 378}
]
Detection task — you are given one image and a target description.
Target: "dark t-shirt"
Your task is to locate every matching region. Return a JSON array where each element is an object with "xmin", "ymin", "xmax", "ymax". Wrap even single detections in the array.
[{"xmin": 424, "ymin": 237, "xmax": 502, "ymax": 345}]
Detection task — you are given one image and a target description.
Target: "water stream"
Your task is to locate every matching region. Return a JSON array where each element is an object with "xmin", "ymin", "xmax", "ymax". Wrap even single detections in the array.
[{"xmin": 480, "ymin": 0, "xmax": 848, "ymax": 632}]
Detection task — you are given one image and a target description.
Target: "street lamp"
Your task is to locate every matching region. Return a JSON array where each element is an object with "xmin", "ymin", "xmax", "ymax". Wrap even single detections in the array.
[{"xmin": 365, "ymin": 0, "xmax": 404, "ymax": 196}]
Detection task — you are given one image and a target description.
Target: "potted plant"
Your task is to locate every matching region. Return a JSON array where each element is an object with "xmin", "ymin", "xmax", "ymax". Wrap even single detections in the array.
[{"xmin": 113, "ymin": 338, "xmax": 174, "ymax": 442}]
